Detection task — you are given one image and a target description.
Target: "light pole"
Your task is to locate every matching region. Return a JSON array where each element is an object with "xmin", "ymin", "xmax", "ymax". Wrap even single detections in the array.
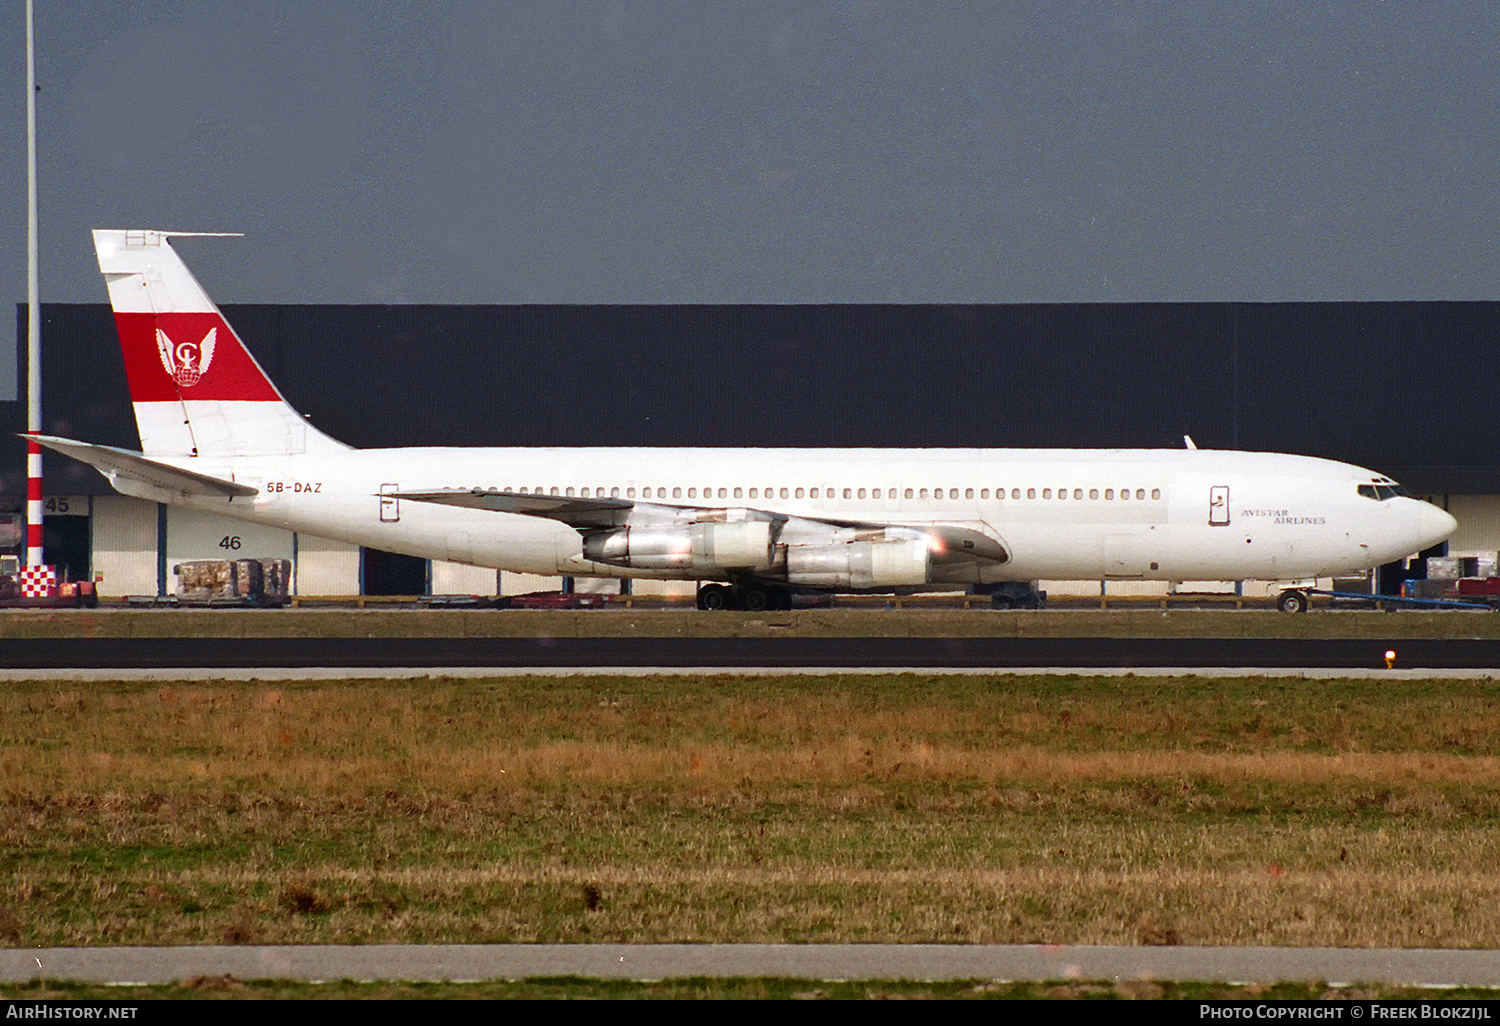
[{"xmin": 24, "ymin": 0, "xmax": 42, "ymax": 567}]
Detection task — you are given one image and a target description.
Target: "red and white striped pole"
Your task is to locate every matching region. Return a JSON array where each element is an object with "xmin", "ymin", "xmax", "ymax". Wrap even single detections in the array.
[
  {"xmin": 24, "ymin": 0, "xmax": 42, "ymax": 568},
  {"xmin": 26, "ymin": 438, "xmax": 41, "ymax": 566}
]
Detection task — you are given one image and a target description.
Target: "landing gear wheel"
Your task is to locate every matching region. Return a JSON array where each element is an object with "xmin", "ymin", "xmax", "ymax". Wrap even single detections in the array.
[
  {"xmin": 1277, "ymin": 589, "xmax": 1309, "ymax": 614},
  {"xmin": 741, "ymin": 586, "xmax": 770, "ymax": 612},
  {"xmin": 697, "ymin": 583, "xmax": 732, "ymax": 611}
]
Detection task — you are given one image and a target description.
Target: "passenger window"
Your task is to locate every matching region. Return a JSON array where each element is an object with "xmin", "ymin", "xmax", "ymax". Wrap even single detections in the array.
[
  {"xmin": 795, "ymin": 487, "xmax": 805, "ymax": 499},
  {"xmin": 1088, "ymin": 488, "xmax": 1098, "ymax": 500},
  {"xmin": 1042, "ymin": 489, "xmax": 1052, "ymax": 499},
  {"xmin": 1136, "ymin": 489, "xmax": 1145, "ymax": 500},
  {"xmin": 687, "ymin": 488, "xmax": 696, "ymax": 499},
  {"xmin": 856, "ymin": 488, "xmax": 865, "ymax": 499},
  {"xmin": 566, "ymin": 487, "xmax": 575, "ymax": 497},
  {"xmin": 980, "ymin": 489, "xmax": 989, "ymax": 499},
  {"xmin": 905, "ymin": 488, "xmax": 914, "ymax": 499},
  {"xmin": 873, "ymin": 488, "xmax": 882, "ymax": 499},
  {"xmin": 1151, "ymin": 488, "xmax": 1160, "ymax": 500},
  {"xmin": 1026, "ymin": 488, "xmax": 1035, "ymax": 499},
  {"xmin": 1012, "ymin": 488, "xmax": 1021, "ymax": 499},
  {"xmin": 549, "ymin": 487, "xmax": 559, "ymax": 496},
  {"xmin": 733, "ymin": 487, "xmax": 742, "ymax": 499},
  {"xmin": 611, "ymin": 487, "xmax": 620, "ymax": 498},
  {"xmin": 843, "ymin": 488, "xmax": 852, "ymax": 499},
  {"xmin": 1104, "ymin": 489, "xmax": 1113, "ymax": 500},
  {"xmin": 673, "ymin": 487, "xmax": 682, "ymax": 499},
  {"xmin": 966, "ymin": 488, "xmax": 974, "ymax": 499},
  {"xmin": 1120, "ymin": 489, "xmax": 1130, "ymax": 500},
  {"xmin": 1074, "ymin": 489, "xmax": 1083, "ymax": 500},
  {"xmin": 749, "ymin": 488, "xmax": 758, "ymax": 499},
  {"xmin": 779, "ymin": 488, "xmax": 789, "ymax": 499}
]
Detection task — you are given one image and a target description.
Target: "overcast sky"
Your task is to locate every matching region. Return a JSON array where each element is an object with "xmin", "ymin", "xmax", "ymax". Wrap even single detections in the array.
[{"xmin": 6, "ymin": 1, "xmax": 1498, "ymax": 307}]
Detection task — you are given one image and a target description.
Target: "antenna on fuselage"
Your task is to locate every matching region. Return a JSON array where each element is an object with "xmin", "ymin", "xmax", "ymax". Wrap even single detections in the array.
[{"xmin": 1184, "ymin": 435, "xmax": 1198, "ymax": 450}]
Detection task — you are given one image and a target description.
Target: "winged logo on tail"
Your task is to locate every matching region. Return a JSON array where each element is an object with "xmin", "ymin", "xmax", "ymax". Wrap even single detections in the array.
[{"xmin": 156, "ymin": 327, "xmax": 217, "ymax": 388}]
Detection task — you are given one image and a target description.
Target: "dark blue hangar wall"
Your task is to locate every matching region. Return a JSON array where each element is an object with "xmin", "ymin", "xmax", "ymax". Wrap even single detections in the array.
[{"xmin": 5, "ymin": 301, "xmax": 1498, "ymax": 500}]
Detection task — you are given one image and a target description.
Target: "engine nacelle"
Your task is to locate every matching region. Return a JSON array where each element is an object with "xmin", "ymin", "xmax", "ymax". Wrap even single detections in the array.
[
  {"xmin": 584, "ymin": 521, "xmax": 775, "ymax": 572},
  {"xmin": 786, "ymin": 538, "xmax": 931, "ymax": 590}
]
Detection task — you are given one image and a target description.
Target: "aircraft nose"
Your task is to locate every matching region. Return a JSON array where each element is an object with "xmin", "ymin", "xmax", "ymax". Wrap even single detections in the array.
[{"xmin": 1416, "ymin": 502, "xmax": 1458, "ymax": 549}]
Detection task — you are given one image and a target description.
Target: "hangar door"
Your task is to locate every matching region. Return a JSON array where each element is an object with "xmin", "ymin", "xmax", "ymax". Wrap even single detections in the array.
[
  {"xmin": 166, "ymin": 508, "xmax": 295, "ymax": 585},
  {"xmin": 41, "ymin": 496, "xmax": 89, "ymax": 583}
]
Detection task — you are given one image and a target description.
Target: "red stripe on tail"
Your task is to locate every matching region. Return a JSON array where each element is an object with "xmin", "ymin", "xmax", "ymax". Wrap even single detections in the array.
[{"xmin": 114, "ymin": 310, "xmax": 281, "ymax": 403}]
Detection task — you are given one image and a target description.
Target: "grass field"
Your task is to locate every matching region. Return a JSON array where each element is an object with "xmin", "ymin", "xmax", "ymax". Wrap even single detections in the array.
[{"xmin": 4, "ymin": 670, "xmax": 1500, "ymax": 957}]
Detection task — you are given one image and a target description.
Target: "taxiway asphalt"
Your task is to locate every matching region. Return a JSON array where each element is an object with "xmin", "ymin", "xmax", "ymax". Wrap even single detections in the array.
[
  {"xmin": 4, "ymin": 943, "xmax": 1500, "ymax": 987},
  {"xmin": 4, "ymin": 635, "xmax": 1500, "ymax": 670}
]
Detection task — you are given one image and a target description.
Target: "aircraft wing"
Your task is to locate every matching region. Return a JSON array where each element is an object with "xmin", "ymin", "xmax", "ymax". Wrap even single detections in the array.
[
  {"xmin": 391, "ymin": 488, "xmax": 635, "ymax": 529},
  {"xmin": 26, "ymin": 434, "xmax": 259, "ymax": 498},
  {"xmin": 395, "ymin": 488, "xmax": 1008, "ymax": 564}
]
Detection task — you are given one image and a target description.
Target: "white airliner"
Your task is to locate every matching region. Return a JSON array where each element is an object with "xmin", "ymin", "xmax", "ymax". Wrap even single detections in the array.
[{"xmin": 31, "ymin": 229, "xmax": 1456, "ymax": 612}]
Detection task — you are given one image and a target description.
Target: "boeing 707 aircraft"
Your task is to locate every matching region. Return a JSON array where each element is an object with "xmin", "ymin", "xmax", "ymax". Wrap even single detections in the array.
[{"xmin": 29, "ymin": 230, "xmax": 1457, "ymax": 612}]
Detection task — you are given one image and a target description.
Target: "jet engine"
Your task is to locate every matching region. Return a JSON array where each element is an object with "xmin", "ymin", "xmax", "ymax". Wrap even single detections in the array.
[
  {"xmin": 583, "ymin": 520, "xmax": 776, "ymax": 572},
  {"xmin": 785, "ymin": 538, "xmax": 931, "ymax": 589}
]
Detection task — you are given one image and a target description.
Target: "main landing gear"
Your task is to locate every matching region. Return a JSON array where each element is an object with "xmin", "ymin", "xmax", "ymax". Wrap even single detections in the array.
[
  {"xmin": 1276, "ymin": 589, "xmax": 1310, "ymax": 614},
  {"xmin": 696, "ymin": 582, "xmax": 794, "ymax": 611}
]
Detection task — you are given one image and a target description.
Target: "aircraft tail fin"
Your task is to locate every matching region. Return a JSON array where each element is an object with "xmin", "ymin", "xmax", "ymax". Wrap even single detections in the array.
[{"xmin": 92, "ymin": 229, "xmax": 347, "ymax": 458}]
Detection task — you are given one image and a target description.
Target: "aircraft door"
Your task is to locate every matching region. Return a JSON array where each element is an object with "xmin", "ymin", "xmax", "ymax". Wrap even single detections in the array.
[
  {"xmin": 1209, "ymin": 486, "xmax": 1229, "ymax": 527},
  {"xmin": 380, "ymin": 483, "xmax": 400, "ymax": 523}
]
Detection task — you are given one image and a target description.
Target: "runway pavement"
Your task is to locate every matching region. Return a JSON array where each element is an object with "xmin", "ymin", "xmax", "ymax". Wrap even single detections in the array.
[
  {"xmin": 4, "ymin": 635, "xmax": 1500, "ymax": 670},
  {"xmin": 4, "ymin": 943, "xmax": 1500, "ymax": 987}
]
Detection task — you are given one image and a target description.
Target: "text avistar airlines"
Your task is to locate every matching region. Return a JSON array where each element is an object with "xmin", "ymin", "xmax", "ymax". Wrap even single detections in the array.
[{"xmin": 31, "ymin": 230, "xmax": 1456, "ymax": 612}]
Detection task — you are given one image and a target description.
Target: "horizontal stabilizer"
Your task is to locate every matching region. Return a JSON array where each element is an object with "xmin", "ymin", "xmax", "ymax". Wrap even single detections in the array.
[
  {"xmin": 26, "ymin": 435, "xmax": 258, "ymax": 498},
  {"xmin": 394, "ymin": 488, "xmax": 633, "ymax": 529}
]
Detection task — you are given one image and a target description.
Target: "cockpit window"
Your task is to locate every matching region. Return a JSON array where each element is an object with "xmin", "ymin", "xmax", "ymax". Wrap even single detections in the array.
[{"xmin": 1359, "ymin": 483, "xmax": 1410, "ymax": 501}]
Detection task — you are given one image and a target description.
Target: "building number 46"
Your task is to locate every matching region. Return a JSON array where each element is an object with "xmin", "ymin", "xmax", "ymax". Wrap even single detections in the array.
[{"xmin": 219, "ymin": 536, "xmax": 242, "ymax": 550}]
